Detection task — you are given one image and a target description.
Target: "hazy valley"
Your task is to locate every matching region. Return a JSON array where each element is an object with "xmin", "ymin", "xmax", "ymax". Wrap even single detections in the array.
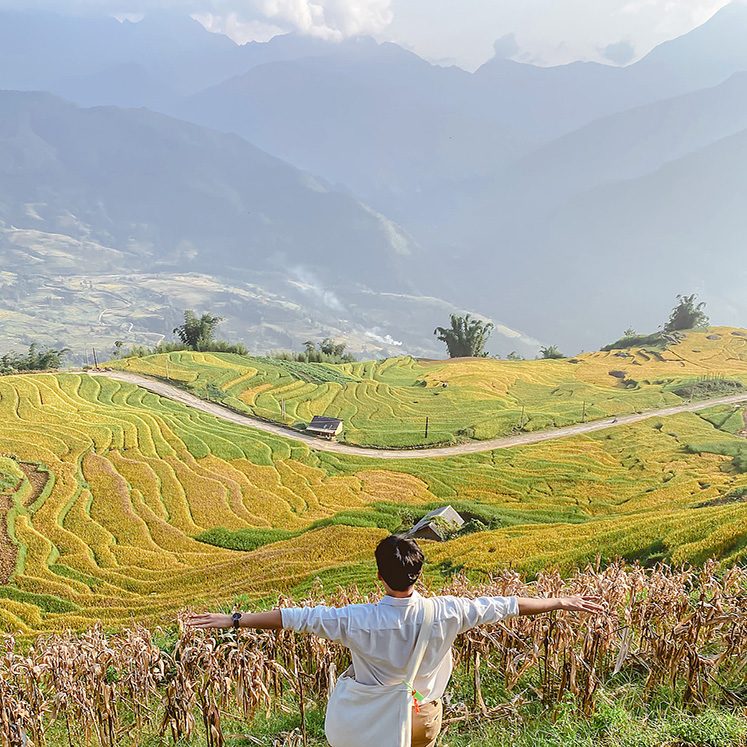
[{"xmin": 3, "ymin": 5, "xmax": 747, "ymax": 359}]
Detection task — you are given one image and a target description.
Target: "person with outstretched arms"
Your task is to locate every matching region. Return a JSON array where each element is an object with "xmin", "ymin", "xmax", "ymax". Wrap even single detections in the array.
[{"xmin": 187, "ymin": 535, "xmax": 603, "ymax": 747}]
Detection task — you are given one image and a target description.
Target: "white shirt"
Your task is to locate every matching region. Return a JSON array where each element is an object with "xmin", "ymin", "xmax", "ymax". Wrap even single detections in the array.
[{"xmin": 281, "ymin": 591, "xmax": 518, "ymax": 701}]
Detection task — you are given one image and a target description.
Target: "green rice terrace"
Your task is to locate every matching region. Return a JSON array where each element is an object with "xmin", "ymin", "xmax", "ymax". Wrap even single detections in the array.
[{"xmin": 111, "ymin": 327, "xmax": 747, "ymax": 447}]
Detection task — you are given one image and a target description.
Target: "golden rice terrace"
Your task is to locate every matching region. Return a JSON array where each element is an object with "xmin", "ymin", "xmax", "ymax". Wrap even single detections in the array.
[{"xmin": 2, "ymin": 328, "xmax": 747, "ymax": 632}]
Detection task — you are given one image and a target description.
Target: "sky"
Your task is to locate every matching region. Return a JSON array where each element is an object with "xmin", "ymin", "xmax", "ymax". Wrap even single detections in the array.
[{"xmin": 0, "ymin": 0, "xmax": 736, "ymax": 69}]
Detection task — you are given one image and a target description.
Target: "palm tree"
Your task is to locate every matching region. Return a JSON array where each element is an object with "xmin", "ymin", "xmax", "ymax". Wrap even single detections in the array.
[
  {"xmin": 664, "ymin": 294, "xmax": 709, "ymax": 332},
  {"xmin": 173, "ymin": 310, "xmax": 224, "ymax": 350},
  {"xmin": 539, "ymin": 345, "xmax": 565, "ymax": 359},
  {"xmin": 433, "ymin": 314, "xmax": 494, "ymax": 358}
]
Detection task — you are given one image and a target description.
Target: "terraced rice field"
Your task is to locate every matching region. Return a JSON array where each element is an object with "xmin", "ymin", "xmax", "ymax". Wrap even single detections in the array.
[
  {"xmin": 110, "ymin": 327, "xmax": 747, "ymax": 447},
  {"xmin": 2, "ymin": 353, "xmax": 747, "ymax": 632}
]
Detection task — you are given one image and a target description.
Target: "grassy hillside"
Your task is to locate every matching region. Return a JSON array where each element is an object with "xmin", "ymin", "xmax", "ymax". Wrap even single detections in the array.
[
  {"xmin": 2, "ymin": 356, "xmax": 747, "ymax": 631},
  {"xmin": 111, "ymin": 327, "xmax": 747, "ymax": 447}
]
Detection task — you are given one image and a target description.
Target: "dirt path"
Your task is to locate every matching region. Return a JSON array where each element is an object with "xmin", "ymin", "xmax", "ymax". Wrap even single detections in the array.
[{"xmin": 93, "ymin": 371, "xmax": 747, "ymax": 460}]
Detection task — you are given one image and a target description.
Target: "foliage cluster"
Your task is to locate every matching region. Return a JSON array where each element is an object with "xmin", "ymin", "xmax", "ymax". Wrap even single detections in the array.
[
  {"xmin": 665, "ymin": 293, "xmax": 710, "ymax": 332},
  {"xmin": 273, "ymin": 338, "xmax": 356, "ymax": 364},
  {"xmin": 434, "ymin": 313, "xmax": 494, "ymax": 358},
  {"xmin": 540, "ymin": 344, "xmax": 566, "ymax": 359},
  {"xmin": 0, "ymin": 343, "xmax": 69, "ymax": 374},
  {"xmin": 601, "ymin": 332, "xmax": 666, "ymax": 352},
  {"xmin": 603, "ymin": 294, "xmax": 710, "ymax": 351},
  {"xmin": 121, "ymin": 339, "xmax": 248, "ymax": 359},
  {"xmin": 672, "ymin": 378, "xmax": 746, "ymax": 400},
  {"xmin": 119, "ymin": 310, "xmax": 247, "ymax": 358}
]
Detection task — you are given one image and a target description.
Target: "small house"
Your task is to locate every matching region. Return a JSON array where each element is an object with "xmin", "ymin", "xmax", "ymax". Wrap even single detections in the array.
[
  {"xmin": 409, "ymin": 505, "xmax": 465, "ymax": 541},
  {"xmin": 306, "ymin": 416, "xmax": 344, "ymax": 440}
]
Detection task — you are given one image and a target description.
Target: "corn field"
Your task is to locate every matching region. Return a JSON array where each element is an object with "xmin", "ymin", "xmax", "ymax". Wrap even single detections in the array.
[{"xmin": 2, "ymin": 561, "xmax": 746, "ymax": 747}]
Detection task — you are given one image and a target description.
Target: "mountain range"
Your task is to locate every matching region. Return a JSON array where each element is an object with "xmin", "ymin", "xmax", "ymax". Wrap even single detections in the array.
[{"xmin": 1, "ymin": 3, "xmax": 747, "ymax": 357}]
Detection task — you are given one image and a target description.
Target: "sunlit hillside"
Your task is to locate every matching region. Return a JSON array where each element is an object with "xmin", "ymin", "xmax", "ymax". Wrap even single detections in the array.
[
  {"xmin": 112, "ymin": 327, "xmax": 747, "ymax": 446},
  {"xmin": 2, "ymin": 355, "xmax": 747, "ymax": 632}
]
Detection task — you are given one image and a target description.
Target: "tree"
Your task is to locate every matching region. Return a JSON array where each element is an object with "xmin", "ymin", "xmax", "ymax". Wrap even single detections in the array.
[
  {"xmin": 664, "ymin": 294, "xmax": 709, "ymax": 332},
  {"xmin": 507, "ymin": 351, "xmax": 525, "ymax": 361},
  {"xmin": 539, "ymin": 345, "xmax": 565, "ymax": 359},
  {"xmin": 319, "ymin": 338, "xmax": 346, "ymax": 357},
  {"xmin": 623, "ymin": 327, "xmax": 636, "ymax": 338},
  {"xmin": 275, "ymin": 339, "xmax": 355, "ymax": 364},
  {"xmin": 433, "ymin": 314, "xmax": 494, "ymax": 358},
  {"xmin": 173, "ymin": 310, "xmax": 224, "ymax": 350}
]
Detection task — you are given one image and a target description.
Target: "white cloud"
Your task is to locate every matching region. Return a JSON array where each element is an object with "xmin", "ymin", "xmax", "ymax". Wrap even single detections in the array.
[
  {"xmin": 196, "ymin": 0, "xmax": 394, "ymax": 42},
  {"xmin": 186, "ymin": 0, "xmax": 396, "ymax": 44},
  {"xmin": 256, "ymin": 0, "xmax": 392, "ymax": 40},
  {"xmin": 0, "ymin": 0, "xmax": 393, "ymax": 43},
  {"xmin": 194, "ymin": 10, "xmax": 285, "ymax": 42},
  {"xmin": 0, "ymin": 0, "xmax": 737, "ymax": 67}
]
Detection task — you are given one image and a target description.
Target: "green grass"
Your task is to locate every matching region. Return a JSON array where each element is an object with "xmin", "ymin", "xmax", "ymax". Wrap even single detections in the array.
[{"xmin": 32, "ymin": 683, "xmax": 747, "ymax": 747}]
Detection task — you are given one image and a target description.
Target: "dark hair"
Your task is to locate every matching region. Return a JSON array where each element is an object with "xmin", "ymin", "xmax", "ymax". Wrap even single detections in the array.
[{"xmin": 375, "ymin": 535, "xmax": 424, "ymax": 591}]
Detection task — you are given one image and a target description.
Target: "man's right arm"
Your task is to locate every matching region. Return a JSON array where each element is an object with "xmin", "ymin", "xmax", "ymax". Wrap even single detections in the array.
[
  {"xmin": 187, "ymin": 605, "xmax": 349, "ymax": 639},
  {"xmin": 186, "ymin": 610, "xmax": 283, "ymax": 630}
]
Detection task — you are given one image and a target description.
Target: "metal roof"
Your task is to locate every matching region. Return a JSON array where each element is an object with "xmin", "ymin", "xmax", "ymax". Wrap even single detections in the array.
[{"xmin": 307, "ymin": 416, "xmax": 343, "ymax": 434}]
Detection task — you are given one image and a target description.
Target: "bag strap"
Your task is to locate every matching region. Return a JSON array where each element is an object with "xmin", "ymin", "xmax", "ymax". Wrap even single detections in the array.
[{"xmin": 405, "ymin": 597, "xmax": 434, "ymax": 685}]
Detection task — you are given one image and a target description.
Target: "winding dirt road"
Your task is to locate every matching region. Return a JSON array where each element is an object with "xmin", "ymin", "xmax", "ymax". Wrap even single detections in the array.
[{"xmin": 95, "ymin": 371, "xmax": 747, "ymax": 460}]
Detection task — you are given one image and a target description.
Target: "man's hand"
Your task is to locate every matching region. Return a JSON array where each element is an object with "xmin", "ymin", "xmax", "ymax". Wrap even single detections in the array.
[
  {"xmin": 558, "ymin": 596, "xmax": 605, "ymax": 614},
  {"xmin": 185, "ymin": 613, "xmax": 233, "ymax": 629},
  {"xmin": 517, "ymin": 595, "xmax": 604, "ymax": 617}
]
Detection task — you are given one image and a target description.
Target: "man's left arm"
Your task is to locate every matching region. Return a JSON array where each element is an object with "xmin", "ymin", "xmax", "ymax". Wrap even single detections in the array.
[{"xmin": 516, "ymin": 596, "xmax": 603, "ymax": 616}]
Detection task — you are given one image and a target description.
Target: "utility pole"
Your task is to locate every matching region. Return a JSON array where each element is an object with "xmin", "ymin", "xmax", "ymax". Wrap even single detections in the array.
[
  {"xmin": 582, "ymin": 401, "xmax": 586, "ymax": 423},
  {"xmin": 520, "ymin": 405, "xmax": 525, "ymax": 429},
  {"xmin": 165, "ymin": 358, "xmax": 170, "ymax": 380},
  {"xmin": 424, "ymin": 417, "xmax": 429, "ymax": 439},
  {"xmin": 281, "ymin": 397, "xmax": 285, "ymax": 419},
  {"xmin": 92, "ymin": 348, "xmax": 98, "ymax": 369}
]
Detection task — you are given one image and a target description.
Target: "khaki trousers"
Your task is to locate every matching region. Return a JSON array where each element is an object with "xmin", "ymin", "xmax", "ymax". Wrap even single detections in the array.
[{"xmin": 411, "ymin": 699, "xmax": 443, "ymax": 747}]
